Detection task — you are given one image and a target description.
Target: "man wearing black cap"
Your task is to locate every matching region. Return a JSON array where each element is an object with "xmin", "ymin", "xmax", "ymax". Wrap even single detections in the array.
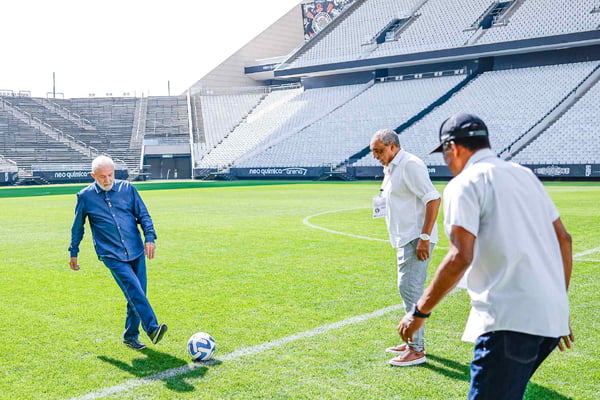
[{"xmin": 397, "ymin": 113, "xmax": 574, "ymax": 399}]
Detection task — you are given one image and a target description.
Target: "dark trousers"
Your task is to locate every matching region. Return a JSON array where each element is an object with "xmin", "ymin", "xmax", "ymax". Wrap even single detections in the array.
[
  {"xmin": 103, "ymin": 256, "xmax": 159, "ymax": 340},
  {"xmin": 469, "ymin": 330, "xmax": 560, "ymax": 400}
]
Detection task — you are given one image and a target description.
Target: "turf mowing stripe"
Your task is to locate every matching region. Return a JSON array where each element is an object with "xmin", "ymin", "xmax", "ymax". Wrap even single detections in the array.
[{"xmin": 70, "ymin": 304, "xmax": 403, "ymax": 400}]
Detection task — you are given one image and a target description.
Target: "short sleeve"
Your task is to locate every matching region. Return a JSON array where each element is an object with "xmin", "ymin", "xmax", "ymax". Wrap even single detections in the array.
[
  {"xmin": 403, "ymin": 158, "xmax": 441, "ymax": 205},
  {"xmin": 527, "ymin": 167, "xmax": 560, "ymax": 222},
  {"xmin": 443, "ymin": 178, "xmax": 481, "ymax": 237}
]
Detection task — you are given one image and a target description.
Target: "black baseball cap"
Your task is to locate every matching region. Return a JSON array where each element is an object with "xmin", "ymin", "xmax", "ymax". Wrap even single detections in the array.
[{"xmin": 430, "ymin": 113, "xmax": 488, "ymax": 153}]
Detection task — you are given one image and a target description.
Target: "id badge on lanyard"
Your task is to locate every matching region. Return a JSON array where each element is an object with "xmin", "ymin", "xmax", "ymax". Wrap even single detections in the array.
[
  {"xmin": 373, "ymin": 169, "xmax": 391, "ymax": 219},
  {"xmin": 372, "ymin": 193, "xmax": 386, "ymax": 219}
]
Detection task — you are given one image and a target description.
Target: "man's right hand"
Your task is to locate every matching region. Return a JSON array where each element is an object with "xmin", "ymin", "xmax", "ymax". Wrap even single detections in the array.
[{"xmin": 69, "ymin": 257, "xmax": 80, "ymax": 271}]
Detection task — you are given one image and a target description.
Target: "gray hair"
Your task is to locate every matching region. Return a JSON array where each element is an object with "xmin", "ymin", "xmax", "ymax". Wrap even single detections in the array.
[
  {"xmin": 92, "ymin": 155, "xmax": 115, "ymax": 172},
  {"xmin": 371, "ymin": 129, "xmax": 400, "ymax": 147}
]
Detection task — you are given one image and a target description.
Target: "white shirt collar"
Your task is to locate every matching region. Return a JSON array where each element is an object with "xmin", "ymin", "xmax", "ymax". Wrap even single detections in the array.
[
  {"xmin": 464, "ymin": 148, "xmax": 496, "ymax": 170},
  {"xmin": 386, "ymin": 148, "xmax": 406, "ymax": 173}
]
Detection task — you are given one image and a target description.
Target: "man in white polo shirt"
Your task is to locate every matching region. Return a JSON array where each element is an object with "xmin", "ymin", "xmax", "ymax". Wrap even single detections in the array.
[
  {"xmin": 369, "ymin": 128, "xmax": 441, "ymax": 366},
  {"xmin": 398, "ymin": 113, "xmax": 574, "ymax": 399}
]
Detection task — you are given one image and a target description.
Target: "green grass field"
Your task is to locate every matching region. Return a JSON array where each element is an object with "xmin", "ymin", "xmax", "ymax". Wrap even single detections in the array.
[{"xmin": 0, "ymin": 181, "xmax": 598, "ymax": 399}]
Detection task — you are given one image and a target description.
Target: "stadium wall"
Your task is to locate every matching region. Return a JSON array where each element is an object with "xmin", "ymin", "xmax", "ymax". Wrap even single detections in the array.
[
  {"xmin": 302, "ymin": 70, "xmax": 374, "ymax": 89},
  {"xmin": 33, "ymin": 168, "xmax": 128, "ymax": 184},
  {"xmin": 227, "ymin": 163, "xmax": 600, "ymax": 181},
  {"xmin": 0, "ymin": 171, "xmax": 18, "ymax": 185}
]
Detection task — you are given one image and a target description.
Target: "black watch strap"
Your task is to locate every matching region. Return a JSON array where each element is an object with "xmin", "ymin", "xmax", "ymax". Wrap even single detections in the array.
[{"xmin": 412, "ymin": 305, "xmax": 431, "ymax": 318}]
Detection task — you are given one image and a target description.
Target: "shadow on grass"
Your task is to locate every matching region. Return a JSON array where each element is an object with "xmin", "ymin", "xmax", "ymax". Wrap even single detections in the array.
[
  {"xmin": 98, "ymin": 348, "xmax": 221, "ymax": 393},
  {"xmin": 423, "ymin": 354, "xmax": 574, "ymax": 400}
]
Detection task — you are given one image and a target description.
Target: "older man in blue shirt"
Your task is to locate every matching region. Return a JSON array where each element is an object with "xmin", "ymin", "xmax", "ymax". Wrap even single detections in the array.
[{"xmin": 69, "ymin": 156, "xmax": 167, "ymax": 350}]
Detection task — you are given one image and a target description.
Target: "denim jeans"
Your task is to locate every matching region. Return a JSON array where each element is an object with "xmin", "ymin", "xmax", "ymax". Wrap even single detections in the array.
[
  {"xmin": 103, "ymin": 256, "xmax": 159, "ymax": 340},
  {"xmin": 396, "ymin": 238, "xmax": 434, "ymax": 352},
  {"xmin": 469, "ymin": 330, "xmax": 560, "ymax": 400}
]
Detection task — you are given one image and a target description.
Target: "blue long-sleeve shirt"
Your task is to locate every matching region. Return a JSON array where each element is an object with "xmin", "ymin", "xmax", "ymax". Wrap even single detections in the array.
[{"xmin": 69, "ymin": 180, "xmax": 157, "ymax": 262}]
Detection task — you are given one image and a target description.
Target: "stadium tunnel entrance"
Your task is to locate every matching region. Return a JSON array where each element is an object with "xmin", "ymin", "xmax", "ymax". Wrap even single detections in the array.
[{"xmin": 144, "ymin": 154, "xmax": 191, "ymax": 180}]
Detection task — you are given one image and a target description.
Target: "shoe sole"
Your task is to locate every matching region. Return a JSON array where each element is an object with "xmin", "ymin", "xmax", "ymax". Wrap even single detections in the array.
[
  {"xmin": 151, "ymin": 324, "xmax": 168, "ymax": 344},
  {"xmin": 388, "ymin": 356, "xmax": 427, "ymax": 367}
]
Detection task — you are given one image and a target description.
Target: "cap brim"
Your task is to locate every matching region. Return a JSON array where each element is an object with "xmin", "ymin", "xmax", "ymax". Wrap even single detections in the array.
[{"xmin": 430, "ymin": 143, "xmax": 443, "ymax": 154}]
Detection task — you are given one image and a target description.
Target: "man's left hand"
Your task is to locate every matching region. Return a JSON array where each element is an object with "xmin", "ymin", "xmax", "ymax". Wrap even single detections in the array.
[
  {"xmin": 398, "ymin": 312, "xmax": 426, "ymax": 343},
  {"xmin": 145, "ymin": 242, "xmax": 156, "ymax": 259},
  {"xmin": 416, "ymin": 239, "xmax": 430, "ymax": 261}
]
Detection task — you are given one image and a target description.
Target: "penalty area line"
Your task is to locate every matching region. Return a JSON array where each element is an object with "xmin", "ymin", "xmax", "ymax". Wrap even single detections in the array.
[{"xmin": 70, "ymin": 304, "xmax": 403, "ymax": 400}]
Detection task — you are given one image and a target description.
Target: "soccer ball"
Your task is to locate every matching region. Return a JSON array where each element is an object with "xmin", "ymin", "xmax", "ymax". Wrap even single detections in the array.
[{"xmin": 187, "ymin": 332, "xmax": 216, "ymax": 361}]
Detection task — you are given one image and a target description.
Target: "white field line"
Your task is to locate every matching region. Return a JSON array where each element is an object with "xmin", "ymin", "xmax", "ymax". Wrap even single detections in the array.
[
  {"xmin": 70, "ymin": 304, "xmax": 403, "ymax": 400},
  {"xmin": 574, "ymin": 247, "xmax": 600, "ymax": 259},
  {"xmin": 302, "ymin": 207, "xmax": 388, "ymax": 242},
  {"xmin": 302, "ymin": 207, "xmax": 448, "ymax": 249},
  {"xmin": 72, "ymin": 215, "xmax": 597, "ymax": 400}
]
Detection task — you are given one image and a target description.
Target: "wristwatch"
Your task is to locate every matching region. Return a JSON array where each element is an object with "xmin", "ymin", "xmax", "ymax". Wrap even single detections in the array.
[
  {"xmin": 419, "ymin": 233, "xmax": 431, "ymax": 241},
  {"xmin": 411, "ymin": 304, "xmax": 431, "ymax": 318}
]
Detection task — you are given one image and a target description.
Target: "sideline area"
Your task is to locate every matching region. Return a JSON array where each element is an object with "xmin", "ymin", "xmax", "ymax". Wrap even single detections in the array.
[
  {"xmin": 2, "ymin": 180, "xmax": 597, "ymax": 199},
  {"xmin": 0, "ymin": 180, "xmax": 367, "ymax": 199}
]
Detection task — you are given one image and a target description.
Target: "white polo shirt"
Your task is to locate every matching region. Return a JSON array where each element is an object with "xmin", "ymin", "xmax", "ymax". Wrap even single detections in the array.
[
  {"xmin": 382, "ymin": 148, "xmax": 441, "ymax": 248},
  {"xmin": 443, "ymin": 149, "xmax": 570, "ymax": 342}
]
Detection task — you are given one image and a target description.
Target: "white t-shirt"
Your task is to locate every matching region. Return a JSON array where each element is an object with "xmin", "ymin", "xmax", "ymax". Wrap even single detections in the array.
[
  {"xmin": 382, "ymin": 148, "xmax": 441, "ymax": 248},
  {"xmin": 443, "ymin": 149, "xmax": 570, "ymax": 342}
]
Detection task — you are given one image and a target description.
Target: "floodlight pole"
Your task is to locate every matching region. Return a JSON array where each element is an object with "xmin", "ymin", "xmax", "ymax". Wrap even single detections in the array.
[
  {"xmin": 168, "ymin": 80, "xmax": 171, "ymax": 96},
  {"xmin": 52, "ymin": 72, "xmax": 56, "ymax": 99}
]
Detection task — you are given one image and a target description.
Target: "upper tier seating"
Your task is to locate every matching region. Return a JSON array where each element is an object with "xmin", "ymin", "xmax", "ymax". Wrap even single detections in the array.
[
  {"xmin": 478, "ymin": 0, "xmax": 600, "ymax": 44},
  {"xmin": 289, "ymin": 0, "xmax": 420, "ymax": 68},
  {"xmin": 370, "ymin": 0, "xmax": 491, "ymax": 58},
  {"xmin": 289, "ymin": 0, "xmax": 599, "ymax": 70}
]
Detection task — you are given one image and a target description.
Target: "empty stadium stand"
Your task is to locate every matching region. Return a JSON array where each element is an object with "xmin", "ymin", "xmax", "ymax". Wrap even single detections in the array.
[
  {"xmin": 61, "ymin": 97, "xmax": 139, "ymax": 173},
  {"xmin": 282, "ymin": 0, "xmax": 600, "ymax": 72},
  {"xmin": 237, "ymin": 73, "xmax": 465, "ymax": 169},
  {"xmin": 144, "ymin": 95, "xmax": 190, "ymax": 139},
  {"xmin": 477, "ymin": 0, "xmax": 600, "ymax": 44},
  {"xmin": 0, "ymin": 105, "xmax": 93, "ymax": 173},
  {"xmin": 1, "ymin": 0, "xmax": 599, "ymax": 182},
  {"xmin": 195, "ymin": 91, "xmax": 266, "ymax": 155},
  {"xmin": 355, "ymin": 61, "xmax": 600, "ymax": 167},
  {"xmin": 511, "ymin": 78, "xmax": 600, "ymax": 165}
]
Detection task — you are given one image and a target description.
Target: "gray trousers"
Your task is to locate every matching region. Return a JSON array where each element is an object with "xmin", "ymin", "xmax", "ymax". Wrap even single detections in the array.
[{"xmin": 396, "ymin": 238, "xmax": 435, "ymax": 352}]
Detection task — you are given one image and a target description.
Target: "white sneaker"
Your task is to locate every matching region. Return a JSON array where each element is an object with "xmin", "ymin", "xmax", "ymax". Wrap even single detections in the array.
[{"xmin": 388, "ymin": 348, "xmax": 426, "ymax": 367}]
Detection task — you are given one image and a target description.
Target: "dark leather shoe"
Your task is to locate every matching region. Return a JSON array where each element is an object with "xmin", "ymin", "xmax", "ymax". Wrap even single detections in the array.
[
  {"xmin": 123, "ymin": 338, "xmax": 147, "ymax": 350},
  {"xmin": 149, "ymin": 324, "xmax": 168, "ymax": 344}
]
